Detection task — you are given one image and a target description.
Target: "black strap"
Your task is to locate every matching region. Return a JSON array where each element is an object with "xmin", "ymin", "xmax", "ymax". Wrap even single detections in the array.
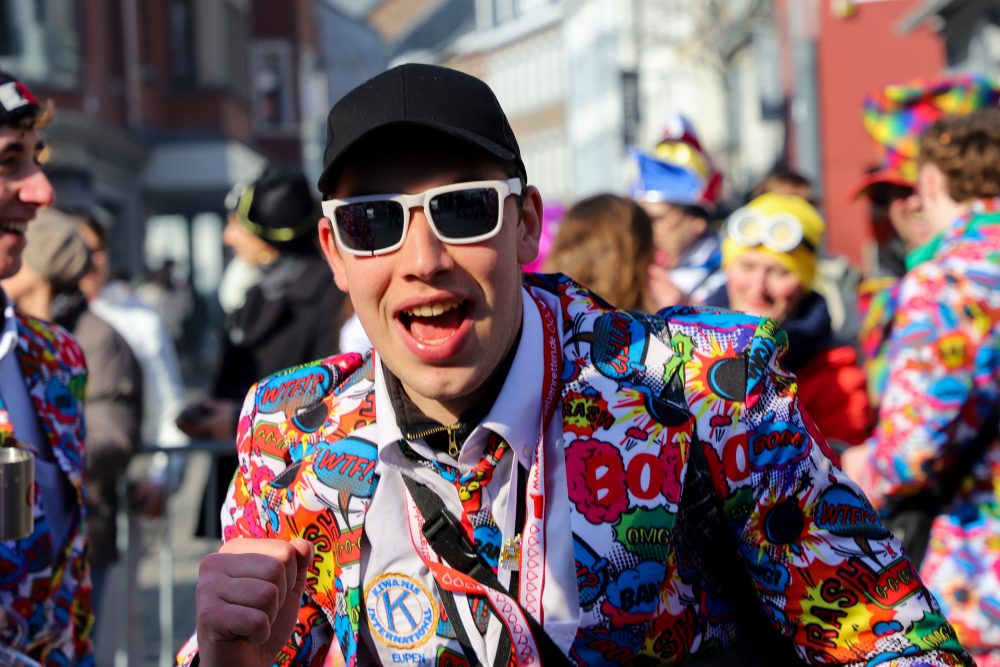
[{"xmin": 402, "ymin": 475, "xmax": 572, "ymax": 666}]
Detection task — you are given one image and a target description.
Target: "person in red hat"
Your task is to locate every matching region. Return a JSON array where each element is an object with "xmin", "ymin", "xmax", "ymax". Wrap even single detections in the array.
[{"xmin": 854, "ymin": 74, "xmax": 1000, "ymax": 413}]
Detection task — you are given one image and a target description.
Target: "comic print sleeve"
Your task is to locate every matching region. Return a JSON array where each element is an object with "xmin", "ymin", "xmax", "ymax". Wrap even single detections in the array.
[
  {"xmin": 176, "ymin": 373, "xmax": 337, "ymax": 667},
  {"xmin": 678, "ymin": 313, "xmax": 971, "ymax": 665},
  {"xmin": 860, "ymin": 258, "xmax": 994, "ymax": 506}
]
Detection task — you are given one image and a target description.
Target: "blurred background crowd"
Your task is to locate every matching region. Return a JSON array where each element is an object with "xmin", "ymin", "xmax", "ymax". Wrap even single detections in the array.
[{"xmin": 1, "ymin": 0, "xmax": 999, "ymax": 665}]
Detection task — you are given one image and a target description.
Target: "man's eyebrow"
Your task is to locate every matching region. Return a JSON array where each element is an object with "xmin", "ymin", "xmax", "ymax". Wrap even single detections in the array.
[{"xmin": 0, "ymin": 140, "xmax": 26, "ymax": 156}]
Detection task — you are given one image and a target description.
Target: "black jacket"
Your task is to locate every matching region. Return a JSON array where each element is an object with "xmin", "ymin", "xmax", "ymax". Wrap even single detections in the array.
[
  {"xmin": 201, "ymin": 253, "xmax": 345, "ymax": 537},
  {"xmin": 213, "ymin": 253, "xmax": 346, "ymax": 400}
]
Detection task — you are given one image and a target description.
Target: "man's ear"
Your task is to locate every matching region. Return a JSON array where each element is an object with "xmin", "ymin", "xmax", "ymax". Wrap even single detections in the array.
[
  {"xmin": 516, "ymin": 185, "xmax": 544, "ymax": 265},
  {"xmin": 318, "ymin": 217, "xmax": 350, "ymax": 292}
]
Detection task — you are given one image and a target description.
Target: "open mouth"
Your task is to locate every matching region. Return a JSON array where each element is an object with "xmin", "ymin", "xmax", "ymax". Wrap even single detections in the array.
[
  {"xmin": 0, "ymin": 221, "xmax": 29, "ymax": 236},
  {"xmin": 398, "ymin": 300, "xmax": 470, "ymax": 345}
]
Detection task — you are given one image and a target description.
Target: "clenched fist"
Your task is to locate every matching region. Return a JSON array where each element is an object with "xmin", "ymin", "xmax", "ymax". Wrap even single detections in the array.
[{"xmin": 195, "ymin": 537, "xmax": 314, "ymax": 667}]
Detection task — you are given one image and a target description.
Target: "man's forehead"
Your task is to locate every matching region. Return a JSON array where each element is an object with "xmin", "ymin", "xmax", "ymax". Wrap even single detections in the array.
[
  {"xmin": 332, "ymin": 139, "xmax": 509, "ymax": 197},
  {"xmin": 0, "ymin": 125, "xmax": 42, "ymax": 150}
]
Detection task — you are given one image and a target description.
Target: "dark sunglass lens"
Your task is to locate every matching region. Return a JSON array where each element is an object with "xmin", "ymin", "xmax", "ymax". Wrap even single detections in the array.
[
  {"xmin": 429, "ymin": 188, "xmax": 500, "ymax": 239},
  {"xmin": 335, "ymin": 201, "xmax": 404, "ymax": 252}
]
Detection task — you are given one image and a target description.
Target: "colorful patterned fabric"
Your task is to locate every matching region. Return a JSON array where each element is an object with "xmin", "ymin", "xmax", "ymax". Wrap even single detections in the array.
[
  {"xmin": 0, "ymin": 312, "xmax": 93, "ymax": 665},
  {"xmin": 858, "ymin": 200, "xmax": 1000, "ymax": 659},
  {"xmin": 178, "ymin": 275, "xmax": 969, "ymax": 666},
  {"xmin": 857, "ymin": 275, "xmax": 902, "ymax": 406},
  {"xmin": 854, "ymin": 74, "xmax": 1000, "ymax": 196}
]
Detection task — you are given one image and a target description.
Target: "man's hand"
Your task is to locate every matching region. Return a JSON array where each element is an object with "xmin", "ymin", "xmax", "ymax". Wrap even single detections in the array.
[
  {"xmin": 176, "ymin": 398, "xmax": 239, "ymax": 440},
  {"xmin": 196, "ymin": 537, "xmax": 314, "ymax": 667},
  {"xmin": 129, "ymin": 478, "xmax": 166, "ymax": 518},
  {"xmin": 646, "ymin": 264, "xmax": 688, "ymax": 311},
  {"xmin": 839, "ymin": 443, "xmax": 880, "ymax": 503}
]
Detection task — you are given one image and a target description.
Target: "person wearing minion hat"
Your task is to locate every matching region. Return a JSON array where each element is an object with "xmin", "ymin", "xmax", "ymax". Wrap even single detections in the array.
[
  {"xmin": 631, "ymin": 114, "xmax": 727, "ymax": 308},
  {"xmin": 177, "ymin": 163, "xmax": 347, "ymax": 538},
  {"xmin": 705, "ymin": 193, "xmax": 872, "ymax": 449}
]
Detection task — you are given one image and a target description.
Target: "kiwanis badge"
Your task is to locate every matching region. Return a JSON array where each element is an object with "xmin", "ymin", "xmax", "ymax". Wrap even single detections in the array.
[{"xmin": 364, "ymin": 573, "xmax": 438, "ymax": 649}]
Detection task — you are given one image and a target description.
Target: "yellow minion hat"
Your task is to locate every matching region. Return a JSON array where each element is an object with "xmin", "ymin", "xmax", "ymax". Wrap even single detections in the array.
[{"xmin": 722, "ymin": 193, "xmax": 825, "ymax": 290}]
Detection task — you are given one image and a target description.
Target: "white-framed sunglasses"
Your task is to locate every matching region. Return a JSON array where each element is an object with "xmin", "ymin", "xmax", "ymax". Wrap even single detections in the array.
[
  {"xmin": 726, "ymin": 207, "xmax": 814, "ymax": 253},
  {"xmin": 321, "ymin": 178, "xmax": 523, "ymax": 257}
]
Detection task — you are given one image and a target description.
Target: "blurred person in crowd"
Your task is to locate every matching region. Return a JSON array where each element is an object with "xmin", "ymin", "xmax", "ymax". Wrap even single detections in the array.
[
  {"xmin": 178, "ymin": 64, "xmax": 969, "ymax": 667},
  {"xmin": 705, "ymin": 193, "xmax": 871, "ymax": 449},
  {"xmin": 0, "ymin": 70, "xmax": 93, "ymax": 664},
  {"xmin": 136, "ymin": 258, "xmax": 191, "ymax": 343},
  {"xmin": 3, "ymin": 211, "xmax": 143, "ymax": 645},
  {"xmin": 749, "ymin": 165, "xmax": 814, "ymax": 201},
  {"xmin": 543, "ymin": 194, "xmax": 655, "ymax": 311},
  {"xmin": 631, "ymin": 114, "xmax": 726, "ymax": 306},
  {"xmin": 842, "ymin": 109, "xmax": 1000, "ymax": 665},
  {"xmin": 852, "ymin": 75, "xmax": 1000, "ymax": 413},
  {"xmin": 178, "ymin": 163, "xmax": 345, "ymax": 538},
  {"xmin": 751, "ymin": 166, "xmax": 863, "ymax": 346},
  {"xmin": 70, "ymin": 208, "xmax": 188, "ymax": 515}
]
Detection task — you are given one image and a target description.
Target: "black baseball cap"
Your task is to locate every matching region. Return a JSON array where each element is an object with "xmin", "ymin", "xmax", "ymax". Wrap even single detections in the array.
[
  {"xmin": 230, "ymin": 163, "xmax": 318, "ymax": 246},
  {"xmin": 0, "ymin": 70, "xmax": 40, "ymax": 127},
  {"xmin": 317, "ymin": 63, "xmax": 526, "ymax": 196}
]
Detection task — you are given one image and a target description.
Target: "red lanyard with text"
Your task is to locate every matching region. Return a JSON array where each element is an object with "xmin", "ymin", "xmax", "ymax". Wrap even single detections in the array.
[{"xmin": 402, "ymin": 292, "xmax": 562, "ymax": 665}]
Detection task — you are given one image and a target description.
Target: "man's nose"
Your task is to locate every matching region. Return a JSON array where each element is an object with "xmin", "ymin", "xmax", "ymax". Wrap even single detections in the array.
[
  {"xmin": 398, "ymin": 208, "xmax": 453, "ymax": 278},
  {"xmin": 19, "ymin": 166, "xmax": 54, "ymax": 209}
]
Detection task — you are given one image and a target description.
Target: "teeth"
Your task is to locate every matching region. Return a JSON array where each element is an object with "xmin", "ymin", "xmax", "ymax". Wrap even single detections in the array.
[
  {"xmin": 405, "ymin": 302, "xmax": 460, "ymax": 318},
  {"xmin": 0, "ymin": 221, "xmax": 28, "ymax": 234}
]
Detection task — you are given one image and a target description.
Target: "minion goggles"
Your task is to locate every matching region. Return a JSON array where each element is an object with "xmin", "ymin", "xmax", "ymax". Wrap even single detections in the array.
[{"xmin": 725, "ymin": 207, "xmax": 815, "ymax": 254}]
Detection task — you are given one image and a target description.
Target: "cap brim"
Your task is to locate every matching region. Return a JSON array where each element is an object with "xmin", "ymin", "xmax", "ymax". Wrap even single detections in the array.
[
  {"xmin": 849, "ymin": 169, "xmax": 915, "ymax": 201},
  {"xmin": 317, "ymin": 120, "xmax": 523, "ymax": 196}
]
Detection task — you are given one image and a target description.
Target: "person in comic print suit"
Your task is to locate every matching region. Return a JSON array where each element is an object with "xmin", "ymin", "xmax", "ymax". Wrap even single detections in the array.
[
  {"xmin": 178, "ymin": 65, "xmax": 971, "ymax": 667},
  {"xmin": 0, "ymin": 70, "xmax": 93, "ymax": 665},
  {"xmin": 843, "ymin": 108, "xmax": 1000, "ymax": 665}
]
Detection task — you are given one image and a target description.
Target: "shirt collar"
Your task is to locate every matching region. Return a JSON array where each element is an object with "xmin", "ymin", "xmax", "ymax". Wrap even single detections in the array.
[
  {"xmin": 480, "ymin": 287, "xmax": 544, "ymax": 469},
  {"xmin": 374, "ymin": 286, "xmax": 545, "ymax": 471},
  {"xmin": 0, "ymin": 289, "xmax": 18, "ymax": 364}
]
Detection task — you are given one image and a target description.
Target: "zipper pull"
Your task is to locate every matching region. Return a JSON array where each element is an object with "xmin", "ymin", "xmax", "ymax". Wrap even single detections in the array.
[{"xmin": 447, "ymin": 424, "xmax": 460, "ymax": 458}]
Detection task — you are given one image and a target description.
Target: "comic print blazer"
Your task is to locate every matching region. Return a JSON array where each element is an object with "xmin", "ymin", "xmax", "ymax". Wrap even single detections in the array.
[
  {"xmin": 859, "ymin": 200, "xmax": 1000, "ymax": 655},
  {"xmin": 1, "ymin": 313, "xmax": 92, "ymax": 665},
  {"xmin": 178, "ymin": 274, "xmax": 969, "ymax": 666}
]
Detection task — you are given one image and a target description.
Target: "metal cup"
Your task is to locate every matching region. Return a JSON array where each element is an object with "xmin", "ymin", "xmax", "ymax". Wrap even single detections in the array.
[{"xmin": 0, "ymin": 448, "xmax": 34, "ymax": 541}]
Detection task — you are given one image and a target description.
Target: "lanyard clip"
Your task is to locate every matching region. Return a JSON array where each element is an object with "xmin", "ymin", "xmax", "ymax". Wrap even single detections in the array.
[
  {"xmin": 498, "ymin": 534, "xmax": 521, "ymax": 571},
  {"xmin": 422, "ymin": 511, "xmax": 489, "ymax": 578}
]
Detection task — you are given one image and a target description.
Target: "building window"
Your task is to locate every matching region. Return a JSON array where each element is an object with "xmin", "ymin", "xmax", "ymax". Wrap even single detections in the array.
[
  {"xmin": 169, "ymin": 0, "xmax": 195, "ymax": 85},
  {"xmin": 0, "ymin": 0, "xmax": 80, "ymax": 86},
  {"xmin": 0, "ymin": 0, "xmax": 22, "ymax": 56},
  {"xmin": 223, "ymin": 0, "xmax": 249, "ymax": 97},
  {"xmin": 251, "ymin": 40, "xmax": 295, "ymax": 134}
]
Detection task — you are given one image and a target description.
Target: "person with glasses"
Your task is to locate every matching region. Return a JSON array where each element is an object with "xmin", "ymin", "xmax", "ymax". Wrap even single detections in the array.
[
  {"xmin": 179, "ymin": 64, "xmax": 969, "ymax": 667},
  {"xmin": 705, "ymin": 193, "xmax": 872, "ymax": 451}
]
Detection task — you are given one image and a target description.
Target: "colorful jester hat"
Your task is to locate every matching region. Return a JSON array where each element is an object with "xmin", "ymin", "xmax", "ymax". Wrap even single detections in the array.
[
  {"xmin": 852, "ymin": 73, "xmax": 1000, "ymax": 199},
  {"xmin": 631, "ymin": 113, "xmax": 723, "ymax": 210}
]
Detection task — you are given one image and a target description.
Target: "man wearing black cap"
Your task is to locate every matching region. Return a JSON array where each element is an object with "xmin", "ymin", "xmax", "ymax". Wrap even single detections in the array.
[
  {"xmin": 182, "ymin": 65, "xmax": 969, "ymax": 666},
  {"xmin": 177, "ymin": 163, "xmax": 346, "ymax": 538},
  {"xmin": 0, "ymin": 71, "xmax": 93, "ymax": 663}
]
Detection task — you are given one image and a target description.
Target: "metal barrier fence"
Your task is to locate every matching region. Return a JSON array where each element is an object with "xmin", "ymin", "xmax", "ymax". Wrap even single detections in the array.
[{"xmin": 107, "ymin": 440, "xmax": 234, "ymax": 667}]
